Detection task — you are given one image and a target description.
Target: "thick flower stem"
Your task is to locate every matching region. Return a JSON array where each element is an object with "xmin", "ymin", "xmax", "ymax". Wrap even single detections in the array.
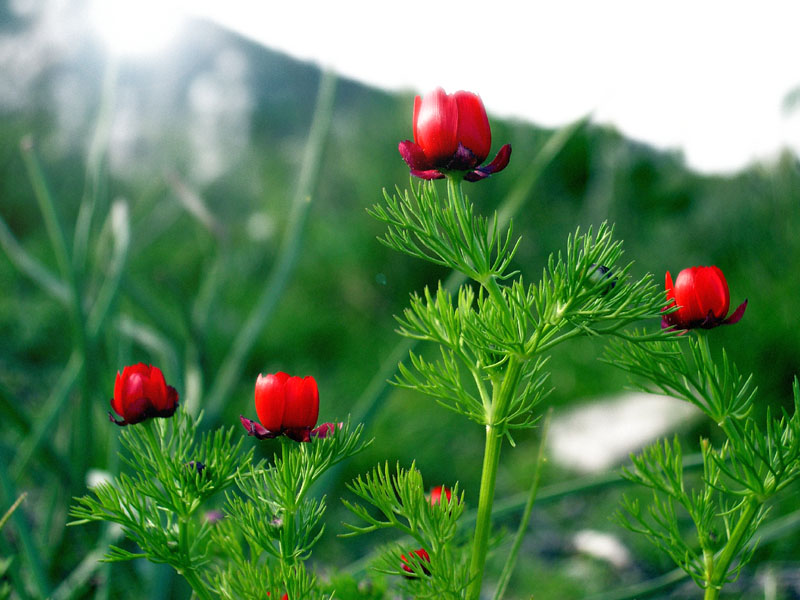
[
  {"xmin": 467, "ymin": 422, "xmax": 505, "ymax": 600},
  {"xmin": 178, "ymin": 502, "xmax": 213, "ymax": 600},
  {"xmin": 281, "ymin": 439, "xmax": 298, "ymax": 565},
  {"xmin": 703, "ymin": 497, "xmax": 760, "ymax": 599},
  {"xmin": 181, "ymin": 568, "xmax": 214, "ymax": 600},
  {"xmin": 443, "ymin": 174, "xmax": 527, "ymax": 599},
  {"xmin": 466, "ymin": 358, "xmax": 524, "ymax": 600},
  {"xmin": 703, "ymin": 577, "xmax": 719, "ymax": 600},
  {"xmin": 492, "ymin": 408, "xmax": 552, "ymax": 600}
]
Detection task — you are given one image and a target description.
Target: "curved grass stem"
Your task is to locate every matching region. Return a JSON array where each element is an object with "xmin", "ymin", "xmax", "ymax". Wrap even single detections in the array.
[{"xmin": 204, "ymin": 70, "xmax": 337, "ymax": 425}]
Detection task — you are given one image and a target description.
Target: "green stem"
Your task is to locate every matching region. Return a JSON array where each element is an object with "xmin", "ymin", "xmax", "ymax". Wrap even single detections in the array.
[
  {"xmin": 176, "ymin": 449, "xmax": 213, "ymax": 600},
  {"xmin": 703, "ymin": 548, "xmax": 718, "ymax": 600},
  {"xmin": 446, "ymin": 175, "xmax": 482, "ymax": 275},
  {"xmin": 467, "ymin": 421, "xmax": 504, "ymax": 600},
  {"xmin": 706, "ymin": 497, "xmax": 760, "ymax": 595},
  {"xmin": 445, "ymin": 173, "xmax": 530, "ymax": 599},
  {"xmin": 181, "ymin": 567, "xmax": 214, "ymax": 600},
  {"xmin": 281, "ymin": 439, "xmax": 297, "ymax": 565},
  {"xmin": 466, "ymin": 358, "xmax": 524, "ymax": 600},
  {"xmin": 492, "ymin": 408, "xmax": 552, "ymax": 600},
  {"xmin": 703, "ymin": 584, "xmax": 719, "ymax": 600}
]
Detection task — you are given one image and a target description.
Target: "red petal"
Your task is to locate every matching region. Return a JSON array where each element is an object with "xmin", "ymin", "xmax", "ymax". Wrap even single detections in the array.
[
  {"xmin": 111, "ymin": 371, "xmax": 125, "ymax": 416},
  {"xmin": 674, "ymin": 268, "xmax": 703, "ymax": 323},
  {"xmin": 429, "ymin": 485, "xmax": 452, "ymax": 505},
  {"xmin": 413, "ymin": 88, "xmax": 458, "ymax": 165},
  {"xmin": 122, "ymin": 372, "xmax": 145, "ymax": 406},
  {"xmin": 454, "ymin": 91, "xmax": 491, "ymax": 162},
  {"xmin": 145, "ymin": 365, "xmax": 171, "ymax": 411},
  {"xmin": 311, "ymin": 422, "xmax": 342, "ymax": 439},
  {"xmin": 255, "ymin": 373, "xmax": 286, "ymax": 432},
  {"xmin": 700, "ymin": 266, "xmax": 730, "ymax": 318},
  {"xmin": 282, "ymin": 376, "xmax": 319, "ymax": 429}
]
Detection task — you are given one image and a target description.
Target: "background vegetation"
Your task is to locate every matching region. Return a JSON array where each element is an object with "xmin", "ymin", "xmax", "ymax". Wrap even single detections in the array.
[{"xmin": 1, "ymin": 13, "xmax": 799, "ymax": 600}]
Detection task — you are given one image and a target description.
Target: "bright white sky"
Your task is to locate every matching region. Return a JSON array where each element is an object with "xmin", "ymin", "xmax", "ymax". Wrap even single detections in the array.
[{"xmin": 98, "ymin": 0, "xmax": 800, "ymax": 174}]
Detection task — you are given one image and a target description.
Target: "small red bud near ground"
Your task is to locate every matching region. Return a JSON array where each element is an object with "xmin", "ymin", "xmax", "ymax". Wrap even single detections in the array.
[
  {"xmin": 429, "ymin": 485, "xmax": 452, "ymax": 505},
  {"xmin": 400, "ymin": 548, "xmax": 431, "ymax": 577}
]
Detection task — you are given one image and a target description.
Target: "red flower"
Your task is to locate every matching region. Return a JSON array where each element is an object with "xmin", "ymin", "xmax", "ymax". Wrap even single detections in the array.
[
  {"xmin": 240, "ymin": 372, "xmax": 319, "ymax": 442},
  {"xmin": 662, "ymin": 266, "xmax": 747, "ymax": 330},
  {"xmin": 109, "ymin": 363, "xmax": 179, "ymax": 426},
  {"xmin": 400, "ymin": 548, "xmax": 431, "ymax": 576},
  {"xmin": 398, "ymin": 88, "xmax": 511, "ymax": 181},
  {"xmin": 429, "ymin": 485, "xmax": 452, "ymax": 505},
  {"xmin": 265, "ymin": 593, "xmax": 288, "ymax": 600}
]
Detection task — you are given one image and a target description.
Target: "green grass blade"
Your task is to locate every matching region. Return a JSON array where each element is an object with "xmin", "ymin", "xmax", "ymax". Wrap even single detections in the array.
[{"xmin": 203, "ymin": 70, "xmax": 338, "ymax": 424}]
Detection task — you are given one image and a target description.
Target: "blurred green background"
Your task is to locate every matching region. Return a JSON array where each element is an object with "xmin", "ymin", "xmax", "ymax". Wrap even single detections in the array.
[{"xmin": 1, "ymin": 8, "xmax": 800, "ymax": 600}]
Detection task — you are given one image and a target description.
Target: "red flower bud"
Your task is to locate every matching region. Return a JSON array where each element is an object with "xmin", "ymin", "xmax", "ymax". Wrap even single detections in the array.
[
  {"xmin": 398, "ymin": 87, "xmax": 511, "ymax": 182},
  {"xmin": 429, "ymin": 485, "xmax": 452, "ymax": 505},
  {"xmin": 662, "ymin": 266, "xmax": 747, "ymax": 330},
  {"xmin": 109, "ymin": 363, "xmax": 178, "ymax": 426},
  {"xmin": 241, "ymin": 372, "xmax": 319, "ymax": 442},
  {"xmin": 400, "ymin": 548, "xmax": 431, "ymax": 577}
]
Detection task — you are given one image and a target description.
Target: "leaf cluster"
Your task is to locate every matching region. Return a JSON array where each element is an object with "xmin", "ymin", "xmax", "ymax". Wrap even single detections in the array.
[
  {"xmin": 69, "ymin": 410, "xmax": 248, "ymax": 572},
  {"xmin": 618, "ymin": 437, "xmax": 764, "ymax": 587},
  {"xmin": 216, "ymin": 422, "xmax": 369, "ymax": 598},
  {"xmin": 392, "ymin": 223, "xmax": 669, "ymax": 432},
  {"xmin": 609, "ymin": 335, "xmax": 800, "ymax": 593},
  {"xmin": 606, "ymin": 334, "xmax": 755, "ymax": 422},
  {"xmin": 369, "ymin": 180, "xmax": 518, "ymax": 282},
  {"xmin": 714, "ymin": 378, "xmax": 800, "ymax": 497},
  {"xmin": 342, "ymin": 462, "xmax": 469, "ymax": 599},
  {"xmin": 214, "ymin": 558, "xmax": 326, "ymax": 600},
  {"xmin": 522, "ymin": 223, "xmax": 670, "ymax": 351},
  {"xmin": 394, "ymin": 282, "xmax": 551, "ymax": 428},
  {"xmin": 226, "ymin": 422, "xmax": 368, "ymax": 562},
  {"xmin": 71, "ymin": 414, "xmax": 369, "ymax": 599}
]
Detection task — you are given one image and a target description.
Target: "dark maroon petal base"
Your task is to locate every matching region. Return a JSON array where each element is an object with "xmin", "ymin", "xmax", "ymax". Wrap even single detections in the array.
[
  {"xmin": 240, "ymin": 415, "xmax": 279, "ymax": 439},
  {"xmin": 240, "ymin": 416, "xmax": 317, "ymax": 442},
  {"xmin": 310, "ymin": 422, "xmax": 343, "ymax": 439},
  {"xmin": 398, "ymin": 140, "xmax": 432, "ymax": 171},
  {"xmin": 464, "ymin": 144, "xmax": 512, "ymax": 181},
  {"xmin": 400, "ymin": 140, "xmax": 512, "ymax": 182},
  {"xmin": 444, "ymin": 143, "xmax": 479, "ymax": 171},
  {"xmin": 283, "ymin": 427, "xmax": 313, "ymax": 443},
  {"xmin": 410, "ymin": 168, "xmax": 445, "ymax": 180},
  {"xmin": 108, "ymin": 396, "xmax": 179, "ymax": 426},
  {"xmin": 723, "ymin": 299, "xmax": 748, "ymax": 325},
  {"xmin": 662, "ymin": 299, "xmax": 748, "ymax": 331}
]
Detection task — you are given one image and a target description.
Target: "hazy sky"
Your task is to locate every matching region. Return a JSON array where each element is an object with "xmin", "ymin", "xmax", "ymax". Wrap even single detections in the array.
[{"xmin": 93, "ymin": 0, "xmax": 800, "ymax": 174}]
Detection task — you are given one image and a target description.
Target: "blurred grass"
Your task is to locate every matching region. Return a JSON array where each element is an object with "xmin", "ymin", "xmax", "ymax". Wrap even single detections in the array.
[{"xmin": 1, "ymin": 13, "xmax": 800, "ymax": 600}]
